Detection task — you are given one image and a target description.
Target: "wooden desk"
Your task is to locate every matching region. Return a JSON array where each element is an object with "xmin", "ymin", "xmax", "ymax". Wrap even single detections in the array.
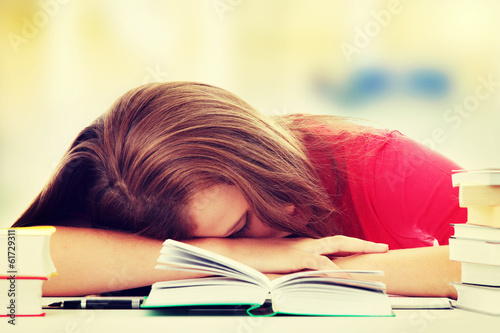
[{"xmin": 3, "ymin": 307, "xmax": 500, "ymax": 333}]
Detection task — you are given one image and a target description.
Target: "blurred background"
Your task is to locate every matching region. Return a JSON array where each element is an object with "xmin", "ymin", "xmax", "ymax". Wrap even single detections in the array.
[{"xmin": 1, "ymin": 0, "xmax": 500, "ymax": 227}]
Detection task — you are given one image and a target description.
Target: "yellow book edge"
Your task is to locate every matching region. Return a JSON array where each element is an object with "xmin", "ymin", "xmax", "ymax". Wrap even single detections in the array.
[{"xmin": 1, "ymin": 226, "xmax": 56, "ymax": 236}]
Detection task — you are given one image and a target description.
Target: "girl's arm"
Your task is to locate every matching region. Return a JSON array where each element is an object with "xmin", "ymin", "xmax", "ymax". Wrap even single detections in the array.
[
  {"xmin": 44, "ymin": 227, "xmax": 204, "ymax": 296},
  {"xmin": 44, "ymin": 227, "xmax": 388, "ymax": 296},
  {"xmin": 333, "ymin": 245, "xmax": 460, "ymax": 299}
]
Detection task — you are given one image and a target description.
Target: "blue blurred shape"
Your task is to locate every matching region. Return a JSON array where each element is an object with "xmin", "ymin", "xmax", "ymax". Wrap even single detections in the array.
[
  {"xmin": 405, "ymin": 69, "xmax": 451, "ymax": 98},
  {"xmin": 314, "ymin": 67, "xmax": 451, "ymax": 109},
  {"xmin": 347, "ymin": 68, "xmax": 391, "ymax": 102},
  {"xmin": 315, "ymin": 68, "xmax": 391, "ymax": 108}
]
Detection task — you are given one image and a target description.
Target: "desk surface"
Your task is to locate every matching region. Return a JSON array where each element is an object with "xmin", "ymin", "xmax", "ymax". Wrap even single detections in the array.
[{"xmin": 3, "ymin": 307, "xmax": 500, "ymax": 333}]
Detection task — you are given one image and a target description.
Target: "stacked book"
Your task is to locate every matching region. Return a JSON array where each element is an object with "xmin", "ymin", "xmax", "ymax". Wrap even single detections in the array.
[
  {"xmin": 449, "ymin": 169, "xmax": 500, "ymax": 316},
  {"xmin": 1, "ymin": 226, "xmax": 57, "ymax": 321}
]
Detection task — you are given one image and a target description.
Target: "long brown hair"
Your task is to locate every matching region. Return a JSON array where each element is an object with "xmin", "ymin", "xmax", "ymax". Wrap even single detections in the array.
[{"xmin": 13, "ymin": 82, "xmax": 341, "ymax": 239}]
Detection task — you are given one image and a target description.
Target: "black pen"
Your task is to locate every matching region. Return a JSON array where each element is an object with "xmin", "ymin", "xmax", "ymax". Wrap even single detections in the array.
[{"xmin": 48, "ymin": 298, "xmax": 144, "ymax": 309}]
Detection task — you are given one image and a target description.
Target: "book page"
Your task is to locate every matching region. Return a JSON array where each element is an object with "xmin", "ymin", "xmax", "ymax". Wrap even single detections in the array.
[
  {"xmin": 388, "ymin": 296, "xmax": 452, "ymax": 309},
  {"xmin": 270, "ymin": 270, "xmax": 384, "ymax": 289},
  {"xmin": 156, "ymin": 239, "xmax": 270, "ymax": 288}
]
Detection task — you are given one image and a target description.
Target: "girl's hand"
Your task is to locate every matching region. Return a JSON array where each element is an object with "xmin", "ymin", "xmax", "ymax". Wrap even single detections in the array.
[{"xmin": 188, "ymin": 236, "xmax": 388, "ymax": 274}]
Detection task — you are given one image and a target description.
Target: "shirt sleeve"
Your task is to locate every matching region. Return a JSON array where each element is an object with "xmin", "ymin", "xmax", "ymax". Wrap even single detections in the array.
[{"xmin": 362, "ymin": 131, "xmax": 467, "ymax": 249}]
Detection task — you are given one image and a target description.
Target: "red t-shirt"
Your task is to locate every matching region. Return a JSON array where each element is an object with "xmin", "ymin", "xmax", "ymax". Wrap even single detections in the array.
[{"xmin": 304, "ymin": 124, "xmax": 467, "ymax": 250}]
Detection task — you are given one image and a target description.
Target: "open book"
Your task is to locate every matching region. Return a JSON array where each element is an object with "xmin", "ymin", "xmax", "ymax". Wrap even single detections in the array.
[{"xmin": 141, "ymin": 239, "xmax": 393, "ymax": 316}]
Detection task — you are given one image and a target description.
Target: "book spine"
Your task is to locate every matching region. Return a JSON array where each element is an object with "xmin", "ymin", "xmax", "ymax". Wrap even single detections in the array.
[
  {"xmin": 450, "ymin": 170, "xmax": 500, "ymax": 314},
  {"xmin": 0, "ymin": 227, "xmax": 57, "ymax": 321},
  {"xmin": 459, "ymin": 185, "xmax": 500, "ymax": 207},
  {"xmin": 451, "ymin": 171, "xmax": 500, "ymax": 279}
]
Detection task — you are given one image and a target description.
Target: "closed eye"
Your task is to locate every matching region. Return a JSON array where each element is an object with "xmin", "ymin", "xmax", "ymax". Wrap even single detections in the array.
[{"xmin": 229, "ymin": 211, "xmax": 249, "ymax": 238}]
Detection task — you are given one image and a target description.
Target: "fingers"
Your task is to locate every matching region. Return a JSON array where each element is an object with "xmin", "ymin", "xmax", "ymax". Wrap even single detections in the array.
[
  {"xmin": 299, "ymin": 236, "xmax": 389, "ymax": 256},
  {"xmin": 302, "ymin": 253, "xmax": 339, "ymax": 271},
  {"xmin": 301, "ymin": 254, "xmax": 352, "ymax": 278},
  {"xmin": 322, "ymin": 235, "xmax": 389, "ymax": 255}
]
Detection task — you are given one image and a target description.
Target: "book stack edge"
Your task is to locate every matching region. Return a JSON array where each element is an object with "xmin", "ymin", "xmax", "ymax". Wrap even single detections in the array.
[
  {"xmin": 0, "ymin": 226, "xmax": 57, "ymax": 321},
  {"xmin": 450, "ymin": 169, "xmax": 500, "ymax": 316}
]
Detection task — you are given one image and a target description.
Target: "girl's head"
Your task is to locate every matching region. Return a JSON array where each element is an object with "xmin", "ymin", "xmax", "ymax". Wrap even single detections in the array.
[{"xmin": 15, "ymin": 82, "xmax": 338, "ymax": 239}]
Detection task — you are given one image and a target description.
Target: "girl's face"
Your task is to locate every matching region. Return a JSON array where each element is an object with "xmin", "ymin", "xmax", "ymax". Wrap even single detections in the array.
[{"xmin": 188, "ymin": 185, "xmax": 292, "ymax": 238}]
